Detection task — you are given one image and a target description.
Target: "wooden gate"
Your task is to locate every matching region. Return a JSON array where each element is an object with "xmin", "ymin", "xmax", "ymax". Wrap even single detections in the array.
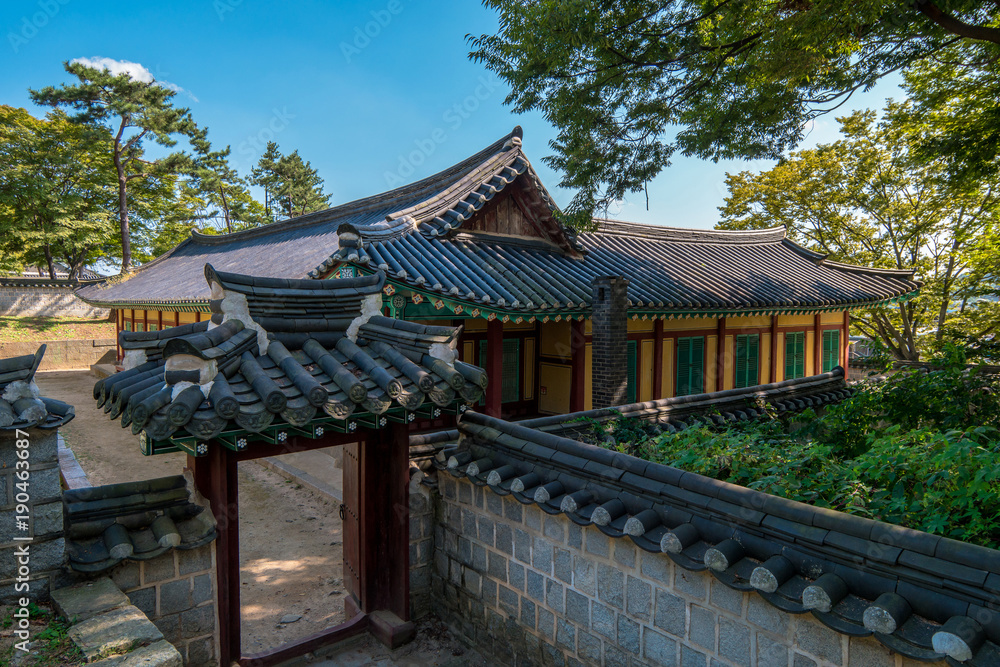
[{"xmin": 342, "ymin": 441, "xmax": 362, "ymax": 611}]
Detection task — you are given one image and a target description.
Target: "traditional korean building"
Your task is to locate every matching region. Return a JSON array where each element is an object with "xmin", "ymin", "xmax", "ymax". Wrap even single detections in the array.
[{"xmin": 77, "ymin": 127, "xmax": 919, "ymax": 419}]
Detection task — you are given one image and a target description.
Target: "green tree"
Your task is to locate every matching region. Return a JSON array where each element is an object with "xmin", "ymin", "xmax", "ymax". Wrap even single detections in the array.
[
  {"xmin": 186, "ymin": 129, "xmax": 269, "ymax": 233},
  {"xmin": 471, "ymin": 1, "xmax": 1000, "ymax": 224},
  {"xmin": 718, "ymin": 105, "xmax": 999, "ymax": 360},
  {"xmin": 31, "ymin": 61, "xmax": 201, "ymax": 271},
  {"xmin": 0, "ymin": 106, "xmax": 117, "ymax": 279},
  {"xmin": 249, "ymin": 142, "xmax": 329, "ymax": 220}
]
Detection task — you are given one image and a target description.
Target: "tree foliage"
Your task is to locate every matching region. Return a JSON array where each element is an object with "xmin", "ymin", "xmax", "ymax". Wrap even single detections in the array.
[
  {"xmin": 249, "ymin": 141, "xmax": 330, "ymax": 220},
  {"xmin": 471, "ymin": 0, "xmax": 1000, "ymax": 225},
  {"xmin": 30, "ymin": 62, "xmax": 201, "ymax": 271},
  {"xmin": 0, "ymin": 106, "xmax": 117, "ymax": 279},
  {"xmin": 718, "ymin": 105, "xmax": 999, "ymax": 360}
]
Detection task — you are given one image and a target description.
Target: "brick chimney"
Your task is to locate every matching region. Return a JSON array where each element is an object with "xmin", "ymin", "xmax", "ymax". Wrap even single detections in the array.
[{"xmin": 591, "ymin": 276, "xmax": 630, "ymax": 408}]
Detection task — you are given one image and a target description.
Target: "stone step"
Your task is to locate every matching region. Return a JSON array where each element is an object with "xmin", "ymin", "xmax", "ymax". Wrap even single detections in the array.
[
  {"xmin": 67, "ymin": 604, "xmax": 164, "ymax": 662},
  {"xmin": 89, "ymin": 639, "xmax": 182, "ymax": 667},
  {"xmin": 52, "ymin": 577, "xmax": 129, "ymax": 623}
]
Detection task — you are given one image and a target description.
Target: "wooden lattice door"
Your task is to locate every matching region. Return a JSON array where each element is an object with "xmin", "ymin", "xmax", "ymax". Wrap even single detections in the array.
[{"xmin": 341, "ymin": 441, "xmax": 362, "ymax": 611}]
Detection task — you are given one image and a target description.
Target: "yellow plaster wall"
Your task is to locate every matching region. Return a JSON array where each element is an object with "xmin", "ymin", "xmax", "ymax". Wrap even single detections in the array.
[
  {"xmin": 661, "ymin": 339, "xmax": 674, "ymax": 398},
  {"xmin": 538, "ymin": 363, "xmax": 571, "ymax": 414},
  {"xmin": 727, "ymin": 315, "xmax": 771, "ymax": 329},
  {"xmin": 723, "ymin": 335, "xmax": 735, "ymax": 390},
  {"xmin": 640, "ymin": 339, "xmax": 653, "ymax": 402},
  {"xmin": 504, "ymin": 320, "xmax": 536, "ymax": 331},
  {"xmin": 705, "ymin": 335, "xmax": 718, "ymax": 393},
  {"xmin": 540, "ymin": 321, "xmax": 572, "ymax": 359},
  {"xmin": 821, "ymin": 311, "xmax": 844, "ymax": 325},
  {"xmin": 463, "ymin": 319, "xmax": 486, "ymax": 332},
  {"xmin": 760, "ymin": 333, "xmax": 772, "ymax": 384},
  {"xmin": 178, "ymin": 312, "xmax": 198, "ymax": 325},
  {"xmin": 585, "ymin": 319, "xmax": 592, "ymax": 335},
  {"xmin": 463, "ymin": 341, "xmax": 474, "ymax": 364},
  {"xmin": 663, "ymin": 316, "xmax": 717, "ymax": 332},
  {"xmin": 806, "ymin": 330, "xmax": 815, "ymax": 376},
  {"xmin": 628, "ymin": 320, "xmax": 655, "ymax": 333},
  {"xmin": 524, "ymin": 338, "xmax": 535, "ymax": 400},
  {"xmin": 778, "ymin": 314, "xmax": 813, "ymax": 327}
]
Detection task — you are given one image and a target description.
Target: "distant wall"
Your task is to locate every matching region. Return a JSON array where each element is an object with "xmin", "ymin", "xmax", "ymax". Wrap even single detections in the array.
[
  {"xmin": 0, "ymin": 280, "xmax": 108, "ymax": 318},
  {"xmin": 0, "ymin": 339, "xmax": 116, "ymax": 370}
]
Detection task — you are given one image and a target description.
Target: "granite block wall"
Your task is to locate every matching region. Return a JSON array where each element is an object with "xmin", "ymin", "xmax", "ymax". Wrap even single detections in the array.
[
  {"xmin": 431, "ymin": 476, "xmax": 942, "ymax": 667},
  {"xmin": 107, "ymin": 544, "xmax": 219, "ymax": 666},
  {"xmin": 0, "ymin": 429, "xmax": 65, "ymax": 603},
  {"xmin": 0, "ymin": 284, "xmax": 108, "ymax": 318},
  {"xmin": 410, "ymin": 483, "xmax": 435, "ymax": 619}
]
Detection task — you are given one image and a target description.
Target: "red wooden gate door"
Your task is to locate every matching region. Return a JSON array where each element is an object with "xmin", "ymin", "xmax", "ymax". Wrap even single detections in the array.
[{"xmin": 341, "ymin": 441, "xmax": 363, "ymax": 612}]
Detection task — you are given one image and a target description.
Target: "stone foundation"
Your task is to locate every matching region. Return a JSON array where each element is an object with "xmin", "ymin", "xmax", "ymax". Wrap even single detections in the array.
[
  {"xmin": 0, "ymin": 339, "xmax": 116, "ymax": 371},
  {"xmin": 0, "ymin": 429, "xmax": 65, "ymax": 603},
  {"xmin": 107, "ymin": 544, "xmax": 219, "ymax": 666},
  {"xmin": 0, "ymin": 282, "xmax": 108, "ymax": 318}
]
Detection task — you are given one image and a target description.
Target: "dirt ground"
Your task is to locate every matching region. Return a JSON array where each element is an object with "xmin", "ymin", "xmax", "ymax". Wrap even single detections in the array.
[
  {"xmin": 0, "ymin": 316, "xmax": 115, "ymax": 343},
  {"xmin": 34, "ymin": 371, "xmax": 347, "ymax": 653}
]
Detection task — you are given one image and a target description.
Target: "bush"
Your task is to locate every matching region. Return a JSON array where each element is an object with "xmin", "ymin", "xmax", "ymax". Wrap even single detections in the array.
[{"xmin": 588, "ymin": 366, "xmax": 1000, "ymax": 548}]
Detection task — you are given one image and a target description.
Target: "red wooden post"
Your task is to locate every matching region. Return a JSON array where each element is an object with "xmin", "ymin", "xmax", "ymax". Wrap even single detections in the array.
[
  {"xmin": 175, "ymin": 311, "xmax": 180, "ymax": 327},
  {"xmin": 570, "ymin": 319, "xmax": 586, "ymax": 412},
  {"xmin": 157, "ymin": 310, "xmax": 163, "ymax": 330},
  {"xmin": 770, "ymin": 315, "xmax": 779, "ymax": 383},
  {"xmin": 814, "ymin": 313, "xmax": 823, "ymax": 375},
  {"xmin": 716, "ymin": 317, "xmax": 726, "ymax": 391},
  {"xmin": 843, "ymin": 310, "xmax": 850, "ymax": 374},
  {"xmin": 485, "ymin": 319, "xmax": 503, "ymax": 417},
  {"xmin": 652, "ymin": 318, "xmax": 663, "ymax": 399},
  {"xmin": 195, "ymin": 310, "xmax": 202, "ymax": 322}
]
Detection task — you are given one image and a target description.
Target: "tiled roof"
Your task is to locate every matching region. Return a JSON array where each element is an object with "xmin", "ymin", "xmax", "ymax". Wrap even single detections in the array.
[
  {"xmin": 329, "ymin": 219, "xmax": 918, "ymax": 315},
  {"xmin": 439, "ymin": 401, "xmax": 1000, "ymax": 664},
  {"xmin": 92, "ymin": 264, "xmax": 485, "ymax": 452},
  {"xmin": 0, "ymin": 344, "xmax": 75, "ymax": 430},
  {"xmin": 63, "ymin": 475, "xmax": 216, "ymax": 572},
  {"xmin": 76, "ymin": 127, "xmax": 918, "ymax": 314},
  {"xmin": 75, "ymin": 128, "xmax": 533, "ymax": 309}
]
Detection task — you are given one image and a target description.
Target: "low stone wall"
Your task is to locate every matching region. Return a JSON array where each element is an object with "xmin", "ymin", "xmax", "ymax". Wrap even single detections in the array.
[
  {"xmin": 0, "ymin": 339, "xmax": 116, "ymax": 371},
  {"xmin": 107, "ymin": 544, "xmax": 219, "ymax": 666},
  {"xmin": 431, "ymin": 476, "xmax": 933, "ymax": 667},
  {"xmin": 0, "ymin": 429, "xmax": 65, "ymax": 604},
  {"xmin": 0, "ymin": 281, "xmax": 108, "ymax": 318}
]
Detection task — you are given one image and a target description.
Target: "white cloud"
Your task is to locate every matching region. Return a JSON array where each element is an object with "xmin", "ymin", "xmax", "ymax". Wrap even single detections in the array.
[{"xmin": 70, "ymin": 57, "xmax": 198, "ymax": 102}]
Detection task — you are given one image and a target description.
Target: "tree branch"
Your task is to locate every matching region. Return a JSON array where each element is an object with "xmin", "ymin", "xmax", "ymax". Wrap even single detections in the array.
[{"xmin": 916, "ymin": 1, "xmax": 1000, "ymax": 44}]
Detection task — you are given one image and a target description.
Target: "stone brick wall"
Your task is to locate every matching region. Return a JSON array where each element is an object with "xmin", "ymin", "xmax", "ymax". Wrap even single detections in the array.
[
  {"xmin": 431, "ymin": 476, "xmax": 941, "ymax": 667},
  {"xmin": 0, "ymin": 339, "xmax": 116, "ymax": 371},
  {"xmin": 0, "ymin": 283, "xmax": 108, "ymax": 318},
  {"xmin": 107, "ymin": 544, "xmax": 219, "ymax": 666},
  {"xmin": 591, "ymin": 276, "xmax": 630, "ymax": 408},
  {"xmin": 0, "ymin": 429, "xmax": 65, "ymax": 604},
  {"xmin": 410, "ymin": 483, "xmax": 434, "ymax": 619}
]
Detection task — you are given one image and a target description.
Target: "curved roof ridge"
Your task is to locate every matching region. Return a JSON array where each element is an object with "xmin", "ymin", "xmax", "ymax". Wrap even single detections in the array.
[
  {"xmin": 820, "ymin": 257, "xmax": 919, "ymax": 279},
  {"xmin": 591, "ymin": 218, "xmax": 788, "ymax": 244},
  {"xmin": 189, "ymin": 126, "xmax": 525, "ymax": 246}
]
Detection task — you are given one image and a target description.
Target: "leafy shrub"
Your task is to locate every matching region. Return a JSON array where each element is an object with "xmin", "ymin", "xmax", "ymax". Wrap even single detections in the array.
[{"xmin": 586, "ymin": 367, "xmax": 1000, "ymax": 548}]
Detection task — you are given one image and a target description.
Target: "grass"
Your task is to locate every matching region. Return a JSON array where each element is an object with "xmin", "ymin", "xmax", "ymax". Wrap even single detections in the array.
[
  {"xmin": 0, "ymin": 603, "xmax": 85, "ymax": 667},
  {"xmin": 0, "ymin": 316, "xmax": 115, "ymax": 342}
]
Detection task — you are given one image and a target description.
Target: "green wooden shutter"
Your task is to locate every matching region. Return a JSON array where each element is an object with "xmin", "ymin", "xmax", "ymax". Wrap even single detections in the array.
[
  {"xmin": 626, "ymin": 340, "xmax": 637, "ymax": 403},
  {"xmin": 785, "ymin": 332, "xmax": 805, "ymax": 379},
  {"xmin": 735, "ymin": 334, "xmax": 759, "ymax": 389},
  {"xmin": 822, "ymin": 330, "xmax": 840, "ymax": 372},
  {"xmin": 676, "ymin": 336, "xmax": 705, "ymax": 396},
  {"xmin": 502, "ymin": 339, "xmax": 520, "ymax": 403}
]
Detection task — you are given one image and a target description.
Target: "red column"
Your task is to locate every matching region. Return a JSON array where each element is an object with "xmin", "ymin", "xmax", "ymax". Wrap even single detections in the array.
[
  {"xmin": 485, "ymin": 319, "xmax": 504, "ymax": 417},
  {"xmin": 570, "ymin": 319, "xmax": 587, "ymax": 412},
  {"xmin": 652, "ymin": 318, "xmax": 664, "ymax": 399},
  {"xmin": 770, "ymin": 315, "xmax": 779, "ymax": 383},
  {"xmin": 716, "ymin": 317, "xmax": 726, "ymax": 391},
  {"xmin": 814, "ymin": 313, "xmax": 823, "ymax": 375}
]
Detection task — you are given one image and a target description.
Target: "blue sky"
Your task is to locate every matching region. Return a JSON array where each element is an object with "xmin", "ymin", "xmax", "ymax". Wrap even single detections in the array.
[{"xmin": 1, "ymin": 0, "xmax": 903, "ymax": 230}]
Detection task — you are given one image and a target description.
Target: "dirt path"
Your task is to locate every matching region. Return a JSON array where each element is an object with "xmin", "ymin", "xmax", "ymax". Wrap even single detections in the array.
[{"xmin": 34, "ymin": 371, "xmax": 347, "ymax": 653}]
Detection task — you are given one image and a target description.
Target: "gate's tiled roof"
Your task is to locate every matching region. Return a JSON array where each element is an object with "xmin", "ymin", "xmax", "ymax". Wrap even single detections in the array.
[
  {"xmin": 76, "ymin": 128, "xmax": 918, "ymax": 315},
  {"xmin": 439, "ymin": 392, "xmax": 1000, "ymax": 664},
  {"xmin": 93, "ymin": 265, "xmax": 484, "ymax": 451},
  {"xmin": 0, "ymin": 344, "xmax": 75, "ymax": 430}
]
